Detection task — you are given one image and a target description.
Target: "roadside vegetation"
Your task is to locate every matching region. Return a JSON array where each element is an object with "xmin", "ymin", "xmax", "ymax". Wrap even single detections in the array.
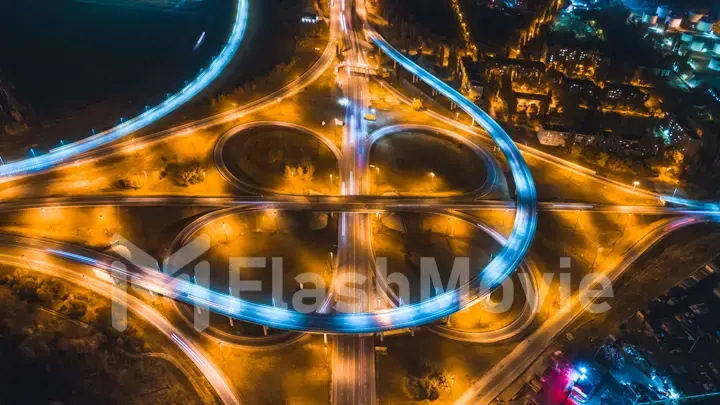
[
  {"xmin": 222, "ymin": 127, "xmax": 338, "ymax": 194},
  {"xmin": 0, "ymin": 265, "xmax": 216, "ymax": 405}
]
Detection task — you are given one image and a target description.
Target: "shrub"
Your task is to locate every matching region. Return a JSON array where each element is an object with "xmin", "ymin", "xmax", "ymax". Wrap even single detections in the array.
[{"xmin": 180, "ymin": 164, "xmax": 206, "ymax": 186}]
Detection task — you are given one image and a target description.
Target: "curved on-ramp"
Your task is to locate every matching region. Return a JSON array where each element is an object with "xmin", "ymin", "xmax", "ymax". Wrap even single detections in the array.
[
  {"xmin": 0, "ymin": 2, "xmax": 341, "ymax": 183},
  {"xmin": 366, "ymin": 124, "xmax": 505, "ymax": 198},
  {"xmin": 454, "ymin": 214, "xmax": 720, "ymax": 404},
  {"xmin": 369, "ymin": 208, "xmax": 540, "ymax": 343},
  {"xmin": 167, "ymin": 203, "xmax": 539, "ymax": 342},
  {"xmin": 423, "ymin": 211, "xmax": 540, "ymax": 343},
  {"xmin": 164, "ymin": 205, "xmax": 308, "ymax": 347},
  {"xmin": 0, "ymin": 33, "xmax": 538, "ymax": 334},
  {"xmin": 0, "ymin": 235, "xmax": 240, "ymax": 405},
  {"xmin": 0, "ymin": 0, "xmax": 250, "ymax": 178},
  {"xmin": 214, "ymin": 121, "xmax": 342, "ymax": 195}
]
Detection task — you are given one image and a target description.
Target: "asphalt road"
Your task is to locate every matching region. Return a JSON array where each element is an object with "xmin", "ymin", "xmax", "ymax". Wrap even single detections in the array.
[
  {"xmin": 0, "ymin": 239, "xmax": 240, "ymax": 405},
  {"xmin": 0, "ymin": 0, "xmax": 250, "ymax": 178},
  {"xmin": 453, "ymin": 215, "xmax": 720, "ymax": 404},
  {"xmin": 0, "ymin": 195, "xmax": 716, "ymax": 216},
  {"xmin": 0, "ymin": 0, "xmax": 338, "ymax": 184},
  {"xmin": 332, "ymin": 1, "xmax": 376, "ymax": 403}
]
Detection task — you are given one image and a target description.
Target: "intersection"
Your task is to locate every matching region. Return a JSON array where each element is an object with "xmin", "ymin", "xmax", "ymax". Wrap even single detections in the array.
[{"xmin": 1, "ymin": 0, "xmax": 719, "ymax": 404}]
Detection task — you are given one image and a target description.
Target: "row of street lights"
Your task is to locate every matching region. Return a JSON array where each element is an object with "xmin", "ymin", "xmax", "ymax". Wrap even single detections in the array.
[{"xmin": 365, "ymin": 165, "xmax": 437, "ymax": 191}]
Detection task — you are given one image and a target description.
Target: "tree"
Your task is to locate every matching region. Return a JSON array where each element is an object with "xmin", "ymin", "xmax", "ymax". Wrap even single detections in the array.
[
  {"xmin": 284, "ymin": 165, "xmax": 296, "ymax": 180},
  {"xmin": 301, "ymin": 164, "xmax": 315, "ymax": 182},
  {"xmin": 596, "ymin": 152, "xmax": 610, "ymax": 168},
  {"xmin": 37, "ymin": 280, "xmax": 66, "ymax": 303},
  {"xmin": 119, "ymin": 175, "xmax": 145, "ymax": 190},
  {"xmin": 570, "ymin": 145, "xmax": 583, "ymax": 157},
  {"xmin": 632, "ymin": 160, "xmax": 646, "ymax": 175},
  {"xmin": 564, "ymin": 133, "xmax": 577, "ymax": 151},
  {"xmin": 667, "ymin": 149, "xmax": 685, "ymax": 166},
  {"xmin": 602, "ymin": 344, "xmax": 626, "ymax": 370},
  {"xmin": 607, "ymin": 157, "xmax": 633, "ymax": 173},
  {"xmin": 268, "ymin": 148, "xmax": 283, "ymax": 163},
  {"xmin": 60, "ymin": 294, "xmax": 88, "ymax": 318},
  {"xmin": 402, "ymin": 361, "xmax": 450, "ymax": 401},
  {"xmin": 526, "ymin": 103, "xmax": 540, "ymax": 120},
  {"xmin": 412, "ymin": 98, "xmax": 424, "ymax": 111},
  {"xmin": 284, "ymin": 164, "xmax": 315, "ymax": 182},
  {"xmin": 180, "ymin": 164, "xmax": 206, "ymax": 186}
]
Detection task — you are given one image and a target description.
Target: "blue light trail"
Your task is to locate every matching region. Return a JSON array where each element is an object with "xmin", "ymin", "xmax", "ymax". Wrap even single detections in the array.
[
  {"xmin": 0, "ymin": 0, "xmax": 249, "ymax": 178},
  {"xmin": 367, "ymin": 31, "xmax": 538, "ymax": 293},
  {"xmin": 42, "ymin": 32, "xmax": 541, "ymax": 333}
]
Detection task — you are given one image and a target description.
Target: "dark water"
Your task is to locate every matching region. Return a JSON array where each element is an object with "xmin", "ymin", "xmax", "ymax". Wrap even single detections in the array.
[{"xmin": 0, "ymin": 0, "xmax": 232, "ymax": 120}]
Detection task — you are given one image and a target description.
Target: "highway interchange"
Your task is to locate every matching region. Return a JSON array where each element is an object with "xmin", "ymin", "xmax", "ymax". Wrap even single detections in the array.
[{"xmin": 1, "ymin": 0, "xmax": 719, "ymax": 404}]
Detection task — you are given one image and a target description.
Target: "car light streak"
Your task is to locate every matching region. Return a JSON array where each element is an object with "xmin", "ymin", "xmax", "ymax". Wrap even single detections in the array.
[
  {"xmin": 38, "ymin": 31, "xmax": 541, "ymax": 333},
  {"xmin": 171, "ymin": 334, "xmax": 207, "ymax": 369},
  {"xmin": 0, "ymin": 0, "xmax": 249, "ymax": 178}
]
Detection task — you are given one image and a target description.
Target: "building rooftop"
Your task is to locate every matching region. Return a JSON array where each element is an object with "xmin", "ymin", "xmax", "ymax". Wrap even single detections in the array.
[{"xmin": 485, "ymin": 56, "xmax": 546, "ymax": 70}]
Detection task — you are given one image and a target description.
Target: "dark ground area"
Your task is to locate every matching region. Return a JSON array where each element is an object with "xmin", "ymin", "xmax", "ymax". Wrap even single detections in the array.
[
  {"xmin": 566, "ymin": 223, "xmax": 720, "ymax": 342},
  {"xmin": 0, "ymin": 0, "xmax": 230, "ymax": 121},
  {"xmin": 0, "ymin": 0, "xmax": 310, "ymax": 159},
  {"xmin": 379, "ymin": 0, "xmax": 460, "ymax": 40},
  {"xmin": 459, "ymin": 0, "xmax": 535, "ymax": 52},
  {"xmin": 0, "ymin": 265, "xmax": 217, "ymax": 405}
]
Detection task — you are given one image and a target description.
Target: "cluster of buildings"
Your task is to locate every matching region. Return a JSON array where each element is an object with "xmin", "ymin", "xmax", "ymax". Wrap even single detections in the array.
[
  {"xmin": 645, "ymin": 271, "xmax": 719, "ymax": 350},
  {"xmin": 512, "ymin": 260, "xmax": 720, "ymax": 404},
  {"xmin": 625, "ymin": 4, "xmax": 720, "ymax": 184},
  {"xmin": 456, "ymin": 40, "xmax": 670, "ymax": 158},
  {"xmin": 508, "ymin": 341, "xmax": 680, "ymax": 404},
  {"xmin": 381, "ymin": 0, "xmax": 720, "ymax": 187},
  {"xmin": 461, "ymin": 2, "xmax": 719, "ymax": 180},
  {"xmin": 442, "ymin": 2, "xmax": 684, "ymax": 161},
  {"xmin": 629, "ymin": 262, "xmax": 720, "ymax": 395},
  {"xmin": 632, "ymin": 5, "xmax": 720, "ymax": 75}
]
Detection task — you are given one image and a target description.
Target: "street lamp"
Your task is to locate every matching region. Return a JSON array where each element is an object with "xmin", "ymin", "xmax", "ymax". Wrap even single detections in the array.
[
  {"xmin": 633, "ymin": 180, "xmax": 640, "ymax": 188},
  {"xmin": 429, "ymin": 172, "xmax": 436, "ymax": 189},
  {"xmin": 591, "ymin": 246, "xmax": 603, "ymax": 269},
  {"xmin": 218, "ymin": 342, "xmax": 226, "ymax": 364}
]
